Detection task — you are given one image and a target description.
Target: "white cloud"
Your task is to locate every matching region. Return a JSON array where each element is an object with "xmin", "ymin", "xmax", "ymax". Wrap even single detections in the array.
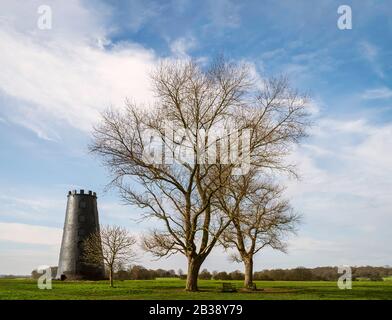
[
  {"xmin": 169, "ymin": 36, "xmax": 197, "ymax": 58},
  {"xmin": 315, "ymin": 118, "xmax": 370, "ymax": 134},
  {"xmin": 0, "ymin": 0, "xmax": 109, "ymax": 43},
  {"xmin": 0, "ymin": 2, "xmax": 158, "ymax": 140},
  {"xmin": 352, "ymin": 124, "xmax": 392, "ymax": 172},
  {"xmin": 289, "ymin": 236, "xmax": 343, "ymax": 253},
  {"xmin": 286, "ymin": 118, "xmax": 392, "ymax": 240},
  {"xmin": 0, "ymin": 222, "xmax": 62, "ymax": 245}
]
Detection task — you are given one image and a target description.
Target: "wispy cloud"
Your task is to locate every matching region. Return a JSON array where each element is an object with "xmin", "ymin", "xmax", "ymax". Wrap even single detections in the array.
[
  {"xmin": 206, "ymin": 0, "xmax": 241, "ymax": 29},
  {"xmin": 169, "ymin": 35, "xmax": 197, "ymax": 58},
  {"xmin": 106, "ymin": 0, "xmax": 162, "ymax": 33},
  {"xmin": 0, "ymin": 193, "xmax": 64, "ymax": 225},
  {"xmin": 361, "ymin": 87, "xmax": 392, "ymax": 100},
  {"xmin": 359, "ymin": 41, "xmax": 384, "ymax": 78}
]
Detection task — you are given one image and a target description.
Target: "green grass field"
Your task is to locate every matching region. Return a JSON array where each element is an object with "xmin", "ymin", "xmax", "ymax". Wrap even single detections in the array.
[{"xmin": 1, "ymin": 278, "xmax": 392, "ymax": 300}]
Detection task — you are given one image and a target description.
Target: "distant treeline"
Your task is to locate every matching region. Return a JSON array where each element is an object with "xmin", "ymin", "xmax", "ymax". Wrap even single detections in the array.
[
  {"xmin": 0, "ymin": 274, "xmax": 30, "ymax": 279},
  {"xmin": 30, "ymin": 265, "xmax": 392, "ymax": 281},
  {"xmin": 253, "ymin": 266, "xmax": 391, "ymax": 281},
  {"xmin": 113, "ymin": 265, "xmax": 392, "ymax": 281}
]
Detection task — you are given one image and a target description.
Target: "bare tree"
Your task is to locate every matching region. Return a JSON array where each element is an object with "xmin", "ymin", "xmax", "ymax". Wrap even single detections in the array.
[
  {"xmin": 83, "ymin": 225, "xmax": 137, "ymax": 287},
  {"xmin": 90, "ymin": 58, "xmax": 309, "ymax": 291},
  {"xmin": 219, "ymin": 171, "xmax": 299, "ymax": 288}
]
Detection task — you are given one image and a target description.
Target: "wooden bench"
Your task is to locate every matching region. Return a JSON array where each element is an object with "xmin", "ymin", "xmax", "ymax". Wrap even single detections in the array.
[{"xmin": 221, "ymin": 282, "xmax": 236, "ymax": 292}]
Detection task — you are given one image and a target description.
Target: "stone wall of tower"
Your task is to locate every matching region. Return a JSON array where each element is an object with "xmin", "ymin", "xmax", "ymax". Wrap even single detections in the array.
[{"xmin": 56, "ymin": 190, "xmax": 105, "ymax": 280}]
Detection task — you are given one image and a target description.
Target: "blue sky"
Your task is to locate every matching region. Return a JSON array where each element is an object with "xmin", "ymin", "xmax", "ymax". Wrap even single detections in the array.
[{"xmin": 0, "ymin": 0, "xmax": 391, "ymax": 275}]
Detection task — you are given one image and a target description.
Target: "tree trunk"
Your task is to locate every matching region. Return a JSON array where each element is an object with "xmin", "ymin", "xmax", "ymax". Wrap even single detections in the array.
[
  {"xmin": 186, "ymin": 257, "xmax": 202, "ymax": 291},
  {"xmin": 109, "ymin": 267, "xmax": 114, "ymax": 287},
  {"xmin": 244, "ymin": 257, "xmax": 254, "ymax": 289}
]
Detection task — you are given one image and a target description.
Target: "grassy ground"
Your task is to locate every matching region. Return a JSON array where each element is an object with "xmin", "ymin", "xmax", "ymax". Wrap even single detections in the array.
[{"xmin": 1, "ymin": 278, "xmax": 391, "ymax": 300}]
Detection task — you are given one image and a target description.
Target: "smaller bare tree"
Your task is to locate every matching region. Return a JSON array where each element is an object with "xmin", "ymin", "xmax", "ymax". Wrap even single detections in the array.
[
  {"xmin": 219, "ymin": 173, "xmax": 300, "ymax": 289},
  {"xmin": 83, "ymin": 225, "xmax": 138, "ymax": 287}
]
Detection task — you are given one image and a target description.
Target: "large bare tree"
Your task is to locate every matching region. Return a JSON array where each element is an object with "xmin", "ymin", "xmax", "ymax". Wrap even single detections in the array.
[
  {"xmin": 83, "ymin": 225, "xmax": 137, "ymax": 287},
  {"xmin": 218, "ymin": 171, "xmax": 299, "ymax": 288},
  {"xmin": 90, "ymin": 58, "xmax": 309, "ymax": 291}
]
